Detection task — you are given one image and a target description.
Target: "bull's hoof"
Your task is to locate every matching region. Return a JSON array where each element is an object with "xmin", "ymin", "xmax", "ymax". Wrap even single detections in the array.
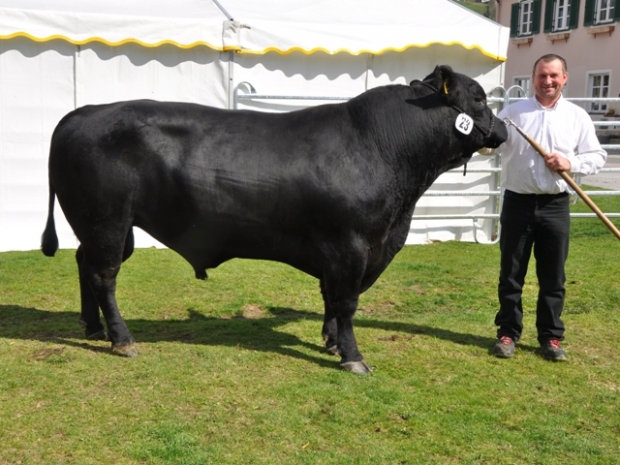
[
  {"xmin": 326, "ymin": 344, "xmax": 340, "ymax": 356},
  {"xmin": 87, "ymin": 330, "xmax": 109, "ymax": 341},
  {"xmin": 78, "ymin": 319, "xmax": 108, "ymax": 341},
  {"xmin": 340, "ymin": 360, "xmax": 372, "ymax": 374},
  {"xmin": 111, "ymin": 343, "xmax": 140, "ymax": 357}
]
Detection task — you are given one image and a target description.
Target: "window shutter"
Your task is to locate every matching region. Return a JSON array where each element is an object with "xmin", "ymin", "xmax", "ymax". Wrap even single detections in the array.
[
  {"xmin": 543, "ymin": 0, "xmax": 555, "ymax": 32},
  {"xmin": 569, "ymin": 0, "xmax": 580, "ymax": 29},
  {"xmin": 510, "ymin": 2, "xmax": 520, "ymax": 37},
  {"xmin": 532, "ymin": 0, "xmax": 542, "ymax": 34},
  {"xmin": 510, "ymin": 2, "xmax": 519, "ymax": 37},
  {"xmin": 583, "ymin": 0, "xmax": 594, "ymax": 26}
]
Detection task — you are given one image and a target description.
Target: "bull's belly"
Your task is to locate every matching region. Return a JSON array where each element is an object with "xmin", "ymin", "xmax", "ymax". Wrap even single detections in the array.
[
  {"xmin": 142, "ymin": 219, "xmax": 323, "ymax": 279},
  {"xmin": 135, "ymin": 206, "xmax": 409, "ymax": 287}
]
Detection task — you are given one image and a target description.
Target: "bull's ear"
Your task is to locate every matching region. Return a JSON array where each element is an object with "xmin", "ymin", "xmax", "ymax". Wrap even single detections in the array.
[
  {"xmin": 436, "ymin": 65, "xmax": 455, "ymax": 95},
  {"xmin": 425, "ymin": 65, "xmax": 443, "ymax": 91},
  {"xmin": 422, "ymin": 65, "xmax": 455, "ymax": 94}
]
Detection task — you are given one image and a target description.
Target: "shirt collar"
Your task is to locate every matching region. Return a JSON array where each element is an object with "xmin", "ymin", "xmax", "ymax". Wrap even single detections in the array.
[{"xmin": 533, "ymin": 94, "xmax": 564, "ymax": 110}]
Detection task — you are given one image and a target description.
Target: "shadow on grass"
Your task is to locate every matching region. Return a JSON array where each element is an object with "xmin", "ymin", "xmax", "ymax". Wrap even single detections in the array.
[
  {"xmin": 354, "ymin": 316, "xmax": 540, "ymax": 357},
  {"xmin": 0, "ymin": 305, "xmax": 517, "ymax": 367}
]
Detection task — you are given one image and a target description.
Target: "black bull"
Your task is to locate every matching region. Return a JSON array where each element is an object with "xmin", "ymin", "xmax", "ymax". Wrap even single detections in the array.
[{"xmin": 42, "ymin": 65, "xmax": 507, "ymax": 373}]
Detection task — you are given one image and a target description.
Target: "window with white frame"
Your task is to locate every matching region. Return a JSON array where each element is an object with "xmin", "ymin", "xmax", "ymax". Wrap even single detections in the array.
[
  {"xmin": 596, "ymin": 0, "xmax": 615, "ymax": 23},
  {"xmin": 584, "ymin": 0, "xmax": 618, "ymax": 27},
  {"xmin": 511, "ymin": 77, "xmax": 531, "ymax": 97},
  {"xmin": 588, "ymin": 72, "xmax": 611, "ymax": 113},
  {"xmin": 510, "ymin": 0, "xmax": 542, "ymax": 37},
  {"xmin": 520, "ymin": 0, "xmax": 534, "ymax": 34},
  {"xmin": 545, "ymin": 0, "xmax": 580, "ymax": 32},
  {"xmin": 554, "ymin": 0, "xmax": 571, "ymax": 30}
]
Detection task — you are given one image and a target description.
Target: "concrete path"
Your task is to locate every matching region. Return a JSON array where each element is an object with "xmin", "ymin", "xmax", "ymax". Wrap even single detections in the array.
[{"xmin": 583, "ymin": 149, "xmax": 620, "ymax": 190}]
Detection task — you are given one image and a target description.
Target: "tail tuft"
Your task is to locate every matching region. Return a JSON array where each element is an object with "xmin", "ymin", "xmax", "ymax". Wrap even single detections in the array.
[
  {"xmin": 41, "ymin": 217, "xmax": 59, "ymax": 257},
  {"xmin": 41, "ymin": 182, "xmax": 59, "ymax": 257}
]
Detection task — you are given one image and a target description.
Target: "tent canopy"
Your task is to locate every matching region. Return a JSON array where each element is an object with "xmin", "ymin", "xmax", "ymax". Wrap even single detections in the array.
[{"xmin": 0, "ymin": 0, "xmax": 508, "ymax": 60}]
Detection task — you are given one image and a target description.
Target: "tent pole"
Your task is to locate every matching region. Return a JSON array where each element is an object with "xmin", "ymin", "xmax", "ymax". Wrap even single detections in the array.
[
  {"xmin": 228, "ymin": 51, "xmax": 235, "ymax": 109},
  {"xmin": 212, "ymin": 0, "xmax": 234, "ymax": 21},
  {"xmin": 211, "ymin": 0, "xmax": 236, "ymax": 109},
  {"xmin": 73, "ymin": 45, "xmax": 80, "ymax": 109}
]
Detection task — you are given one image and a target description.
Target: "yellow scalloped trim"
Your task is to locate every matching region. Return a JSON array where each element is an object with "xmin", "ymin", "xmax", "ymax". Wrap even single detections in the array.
[
  {"xmin": 237, "ymin": 41, "xmax": 506, "ymax": 62},
  {"xmin": 0, "ymin": 31, "xmax": 506, "ymax": 62},
  {"xmin": 0, "ymin": 31, "xmax": 227, "ymax": 51}
]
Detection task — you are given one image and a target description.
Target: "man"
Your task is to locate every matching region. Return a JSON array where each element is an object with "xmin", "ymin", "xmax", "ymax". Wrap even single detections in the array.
[{"xmin": 492, "ymin": 54, "xmax": 607, "ymax": 361}]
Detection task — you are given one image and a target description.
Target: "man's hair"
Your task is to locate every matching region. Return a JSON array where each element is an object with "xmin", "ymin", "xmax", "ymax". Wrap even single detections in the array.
[{"xmin": 532, "ymin": 54, "xmax": 568, "ymax": 75}]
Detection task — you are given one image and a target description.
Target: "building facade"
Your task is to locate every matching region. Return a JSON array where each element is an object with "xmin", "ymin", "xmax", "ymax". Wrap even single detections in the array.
[{"xmin": 497, "ymin": 0, "xmax": 619, "ymax": 115}]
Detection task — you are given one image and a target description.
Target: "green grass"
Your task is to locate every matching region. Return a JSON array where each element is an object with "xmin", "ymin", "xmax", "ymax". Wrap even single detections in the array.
[{"xmin": 1, "ymin": 188, "xmax": 620, "ymax": 464}]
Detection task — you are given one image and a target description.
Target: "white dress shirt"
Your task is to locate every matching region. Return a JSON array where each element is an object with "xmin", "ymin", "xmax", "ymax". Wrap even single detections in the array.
[{"xmin": 497, "ymin": 96, "xmax": 607, "ymax": 195}]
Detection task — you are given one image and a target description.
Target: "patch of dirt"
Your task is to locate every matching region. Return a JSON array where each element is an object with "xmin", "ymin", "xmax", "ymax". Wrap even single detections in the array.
[
  {"xmin": 241, "ymin": 304, "xmax": 266, "ymax": 319},
  {"xmin": 358, "ymin": 301, "xmax": 397, "ymax": 315},
  {"xmin": 378, "ymin": 334, "xmax": 413, "ymax": 343},
  {"xmin": 406, "ymin": 285, "xmax": 426, "ymax": 295},
  {"xmin": 32, "ymin": 347, "xmax": 65, "ymax": 361}
]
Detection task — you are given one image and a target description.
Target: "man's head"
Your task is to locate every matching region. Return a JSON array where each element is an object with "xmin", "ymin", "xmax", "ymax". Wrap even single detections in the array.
[{"xmin": 532, "ymin": 54, "xmax": 568, "ymax": 108}]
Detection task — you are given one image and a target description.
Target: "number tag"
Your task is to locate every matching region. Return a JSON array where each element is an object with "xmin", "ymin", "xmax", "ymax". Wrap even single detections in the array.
[{"xmin": 455, "ymin": 113, "xmax": 474, "ymax": 135}]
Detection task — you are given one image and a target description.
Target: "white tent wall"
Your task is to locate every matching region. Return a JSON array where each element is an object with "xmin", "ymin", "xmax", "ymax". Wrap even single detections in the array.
[
  {"xmin": 0, "ymin": 0, "xmax": 509, "ymax": 252},
  {"xmin": 0, "ymin": 39, "xmax": 228, "ymax": 251},
  {"xmin": 233, "ymin": 51, "xmax": 367, "ymax": 113},
  {"xmin": 0, "ymin": 38, "xmax": 77, "ymax": 251},
  {"xmin": 75, "ymin": 44, "xmax": 227, "ymax": 107}
]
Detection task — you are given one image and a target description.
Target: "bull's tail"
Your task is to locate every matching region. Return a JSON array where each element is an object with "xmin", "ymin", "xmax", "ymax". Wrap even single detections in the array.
[{"xmin": 41, "ymin": 182, "xmax": 59, "ymax": 257}]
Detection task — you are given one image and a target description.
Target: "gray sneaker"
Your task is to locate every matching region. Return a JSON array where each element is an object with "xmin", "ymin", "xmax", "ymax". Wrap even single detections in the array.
[
  {"xmin": 540, "ymin": 338, "xmax": 567, "ymax": 361},
  {"xmin": 494, "ymin": 335, "xmax": 515, "ymax": 358}
]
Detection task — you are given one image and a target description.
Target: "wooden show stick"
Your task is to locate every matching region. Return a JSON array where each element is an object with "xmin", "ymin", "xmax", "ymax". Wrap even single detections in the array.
[{"xmin": 503, "ymin": 118, "xmax": 620, "ymax": 241}]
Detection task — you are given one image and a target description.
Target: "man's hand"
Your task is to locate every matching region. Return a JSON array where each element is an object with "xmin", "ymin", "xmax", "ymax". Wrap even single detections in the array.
[{"xmin": 544, "ymin": 152, "xmax": 571, "ymax": 172}]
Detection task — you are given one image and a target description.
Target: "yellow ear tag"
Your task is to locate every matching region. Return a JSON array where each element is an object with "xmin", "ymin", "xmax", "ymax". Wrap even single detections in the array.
[{"xmin": 443, "ymin": 82, "xmax": 449, "ymax": 94}]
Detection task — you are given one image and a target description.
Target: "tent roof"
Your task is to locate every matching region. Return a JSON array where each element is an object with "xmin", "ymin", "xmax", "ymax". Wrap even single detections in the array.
[{"xmin": 0, "ymin": 0, "xmax": 508, "ymax": 61}]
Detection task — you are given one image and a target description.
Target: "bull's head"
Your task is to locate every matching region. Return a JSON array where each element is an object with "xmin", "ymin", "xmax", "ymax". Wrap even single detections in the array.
[{"xmin": 422, "ymin": 65, "xmax": 507, "ymax": 150}]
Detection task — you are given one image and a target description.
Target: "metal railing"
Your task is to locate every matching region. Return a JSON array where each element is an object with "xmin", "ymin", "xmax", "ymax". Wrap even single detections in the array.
[{"xmin": 233, "ymin": 83, "xmax": 620, "ymax": 243}]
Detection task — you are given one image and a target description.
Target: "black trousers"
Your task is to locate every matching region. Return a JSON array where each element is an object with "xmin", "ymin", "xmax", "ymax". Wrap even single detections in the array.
[{"xmin": 495, "ymin": 190, "xmax": 570, "ymax": 344}]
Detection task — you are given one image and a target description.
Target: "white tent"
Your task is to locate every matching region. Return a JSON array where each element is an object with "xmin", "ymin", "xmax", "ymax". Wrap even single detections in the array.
[{"xmin": 0, "ymin": 0, "xmax": 509, "ymax": 252}]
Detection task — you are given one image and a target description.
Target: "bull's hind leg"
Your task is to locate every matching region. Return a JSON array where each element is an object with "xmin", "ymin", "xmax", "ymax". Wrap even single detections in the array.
[
  {"xmin": 321, "ymin": 249, "xmax": 372, "ymax": 374},
  {"xmin": 76, "ymin": 245, "xmax": 108, "ymax": 341},
  {"xmin": 78, "ymin": 235, "xmax": 138, "ymax": 357},
  {"xmin": 320, "ymin": 280, "xmax": 339, "ymax": 356}
]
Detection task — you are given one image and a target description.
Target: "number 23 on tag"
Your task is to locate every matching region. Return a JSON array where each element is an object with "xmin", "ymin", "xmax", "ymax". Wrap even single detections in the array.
[{"xmin": 455, "ymin": 113, "xmax": 473, "ymax": 135}]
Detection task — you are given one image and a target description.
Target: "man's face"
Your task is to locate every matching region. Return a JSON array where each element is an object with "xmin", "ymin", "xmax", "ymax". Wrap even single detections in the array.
[{"xmin": 532, "ymin": 59, "xmax": 568, "ymax": 106}]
